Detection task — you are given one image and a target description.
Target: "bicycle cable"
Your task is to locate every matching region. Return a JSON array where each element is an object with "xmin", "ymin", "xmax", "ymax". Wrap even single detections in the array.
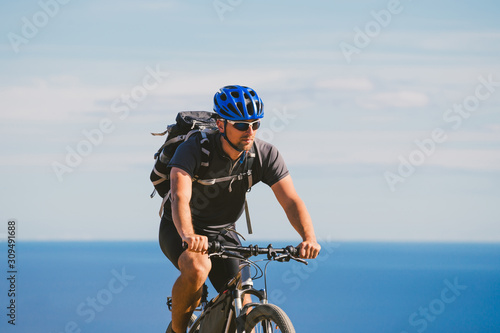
[
  {"xmin": 263, "ymin": 259, "xmax": 274, "ymax": 296},
  {"xmin": 246, "ymin": 258, "xmax": 264, "ymax": 280}
]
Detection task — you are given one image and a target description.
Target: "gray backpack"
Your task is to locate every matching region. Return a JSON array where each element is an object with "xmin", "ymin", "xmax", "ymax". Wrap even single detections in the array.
[{"xmin": 150, "ymin": 111, "xmax": 256, "ymax": 233}]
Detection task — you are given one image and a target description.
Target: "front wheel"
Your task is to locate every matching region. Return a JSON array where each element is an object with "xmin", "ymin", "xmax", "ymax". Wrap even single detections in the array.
[{"xmin": 245, "ymin": 304, "xmax": 295, "ymax": 333}]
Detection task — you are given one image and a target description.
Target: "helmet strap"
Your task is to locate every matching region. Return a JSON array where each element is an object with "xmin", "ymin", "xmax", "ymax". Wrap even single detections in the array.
[{"xmin": 222, "ymin": 121, "xmax": 247, "ymax": 163}]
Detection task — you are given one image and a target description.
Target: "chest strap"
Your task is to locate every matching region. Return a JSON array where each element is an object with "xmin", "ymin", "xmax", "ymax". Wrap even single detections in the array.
[{"xmin": 196, "ymin": 170, "xmax": 252, "ymax": 191}]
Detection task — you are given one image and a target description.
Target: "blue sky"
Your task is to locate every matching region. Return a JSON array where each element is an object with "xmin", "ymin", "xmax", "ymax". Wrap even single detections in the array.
[{"xmin": 0, "ymin": 0, "xmax": 499, "ymax": 242}]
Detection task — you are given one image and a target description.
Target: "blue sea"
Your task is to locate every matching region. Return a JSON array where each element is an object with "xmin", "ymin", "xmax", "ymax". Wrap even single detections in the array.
[{"xmin": 1, "ymin": 241, "xmax": 499, "ymax": 333}]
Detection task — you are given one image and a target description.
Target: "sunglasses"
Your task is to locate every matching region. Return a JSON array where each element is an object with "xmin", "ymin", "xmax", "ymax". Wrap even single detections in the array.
[{"xmin": 226, "ymin": 120, "xmax": 261, "ymax": 131}]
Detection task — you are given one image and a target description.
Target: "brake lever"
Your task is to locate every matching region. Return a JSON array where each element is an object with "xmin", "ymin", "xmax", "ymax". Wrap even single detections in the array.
[
  {"xmin": 274, "ymin": 253, "xmax": 308, "ymax": 265},
  {"xmin": 274, "ymin": 254, "xmax": 291, "ymax": 262},
  {"xmin": 290, "ymin": 256, "xmax": 308, "ymax": 265},
  {"xmin": 283, "ymin": 245, "xmax": 308, "ymax": 265},
  {"xmin": 208, "ymin": 252, "xmax": 224, "ymax": 258}
]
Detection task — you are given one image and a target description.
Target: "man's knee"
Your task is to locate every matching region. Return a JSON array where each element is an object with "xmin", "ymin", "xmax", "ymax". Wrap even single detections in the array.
[{"xmin": 178, "ymin": 252, "xmax": 211, "ymax": 281}]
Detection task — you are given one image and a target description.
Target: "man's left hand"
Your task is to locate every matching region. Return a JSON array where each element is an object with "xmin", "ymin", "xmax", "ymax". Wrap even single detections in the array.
[{"xmin": 298, "ymin": 240, "xmax": 321, "ymax": 259}]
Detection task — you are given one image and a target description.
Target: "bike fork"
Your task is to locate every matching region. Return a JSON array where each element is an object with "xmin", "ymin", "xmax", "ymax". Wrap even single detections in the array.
[{"xmin": 233, "ymin": 289, "xmax": 244, "ymax": 318}]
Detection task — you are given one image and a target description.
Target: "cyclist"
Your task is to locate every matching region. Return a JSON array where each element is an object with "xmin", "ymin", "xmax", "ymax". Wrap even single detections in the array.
[{"xmin": 159, "ymin": 85, "xmax": 321, "ymax": 333}]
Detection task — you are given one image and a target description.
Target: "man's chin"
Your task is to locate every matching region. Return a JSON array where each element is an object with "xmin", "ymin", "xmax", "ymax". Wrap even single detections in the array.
[{"xmin": 238, "ymin": 140, "xmax": 254, "ymax": 151}]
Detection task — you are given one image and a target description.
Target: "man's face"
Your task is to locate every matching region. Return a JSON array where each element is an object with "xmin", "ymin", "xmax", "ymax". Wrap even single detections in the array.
[{"xmin": 218, "ymin": 119, "xmax": 261, "ymax": 151}]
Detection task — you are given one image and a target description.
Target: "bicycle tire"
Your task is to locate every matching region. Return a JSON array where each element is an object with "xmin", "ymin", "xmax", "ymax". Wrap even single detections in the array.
[
  {"xmin": 166, "ymin": 313, "xmax": 197, "ymax": 333},
  {"xmin": 245, "ymin": 304, "xmax": 296, "ymax": 333}
]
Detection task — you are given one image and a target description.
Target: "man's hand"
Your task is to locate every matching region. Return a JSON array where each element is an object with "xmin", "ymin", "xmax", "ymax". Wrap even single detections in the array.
[
  {"xmin": 183, "ymin": 234, "xmax": 209, "ymax": 254},
  {"xmin": 298, "ymin": 240, "xmax": 321, "ymax": 259}
]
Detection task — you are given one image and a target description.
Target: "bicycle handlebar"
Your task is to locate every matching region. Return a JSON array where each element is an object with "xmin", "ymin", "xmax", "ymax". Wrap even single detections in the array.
[
  {"xmin": 210, "ymin": 241, "xmax": 299, "ymax": 257},
  {"xmin": 182, "ymin": 241, "xmax": 306, "ymax": 264}
]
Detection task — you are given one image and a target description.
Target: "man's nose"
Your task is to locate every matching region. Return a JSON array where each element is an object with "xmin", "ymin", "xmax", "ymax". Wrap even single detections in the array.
[{"xmin": 246, "ymin": 125, "xmax": 256, "ymax": 134}]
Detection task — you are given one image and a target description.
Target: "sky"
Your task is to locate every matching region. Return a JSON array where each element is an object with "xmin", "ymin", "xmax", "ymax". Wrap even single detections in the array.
[{"xmin": 0, "ymin": 0, "xmax": 499, "ymax": 242}]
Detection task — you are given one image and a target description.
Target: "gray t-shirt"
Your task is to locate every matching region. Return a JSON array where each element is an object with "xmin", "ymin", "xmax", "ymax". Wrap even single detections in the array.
[{"xmin": 165, "ymin": 132, "xmax": 289, "ymax": 229}]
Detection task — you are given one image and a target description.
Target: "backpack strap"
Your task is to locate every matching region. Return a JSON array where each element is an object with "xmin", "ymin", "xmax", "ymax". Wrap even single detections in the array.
[
  {"xmin": 151, "ymin": 166, "xmax": 168, "ymax": 186},
  {"xmin": 157, "ymin": 130, "xmax": 213, "ymax": 217},
  {"xmin": 196, "ymin": 173, "xmax": 248, "ymax": 187},
  {"xmin": 151, "ymin": 132, "xmax": 200, "ymax": 197},
  {"xmin": 199, "ymin": 131, "xmax": 211, "ymax": 169},
  {"xmin": 246, "ymin": 151, "xmax": 255, "ymax": 190},
  {"xmin": 243, "ymin": 148, "xmax": 256, "ymax": 234},
  {"xmin": 159, "ymin": 135, "xmax": 259, "ymax": 235},
  {"xmin": 195, "ymin": 144, "xmax": 258, "ymax": 234},
  {"xmin": 159, "ymin": 190, "xmax": 171, "ymax": 217},
  {"xmin": 244, "ymin": 199, "xmax": 252, "ymax": 234}
]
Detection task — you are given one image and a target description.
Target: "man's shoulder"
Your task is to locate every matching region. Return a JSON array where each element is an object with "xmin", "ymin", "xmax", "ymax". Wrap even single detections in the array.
[
  {"xmin": 169, "ymin": 132, "xmax": 204, "ymax": 166},
  {"xmin": 177, "ymin": 130, "xmax": 207, "ymax": 150},
  {"xmin": 252, "ymin": 138, "xmax": 289, "ymax": 186},
  {"xmin": 253, "ymin": 137, "xmax": 284, "ymax": 167},
  {"xmin": 177, "ymin": 133, "xmax": 200, "ymax": 151}
]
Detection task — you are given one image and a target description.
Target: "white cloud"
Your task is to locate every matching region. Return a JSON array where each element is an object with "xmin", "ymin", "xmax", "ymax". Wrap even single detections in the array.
[
  {"xmin": 427, "ymin": 149, "xmax": 500, "ymax": 171},
  {"xmin": 0, "ymin": 68, "xmax": 324, "ymax": 123},
  {"xmin": 0, "ymin": 77, "xmax": 118, "ymax": 121},
  {"xmin": 357, "ymin": 91, "xmax": 430, "ymax": 109},
  {"xmin": 4, "ymin": 128, "xmax": 499, "ymax": 173},
  {"xmin": 315, "ymin": 77, "xmax": 373, "ymax": 91},
  {"xmin": 276, "ymin": 130, "xmax": 500, "ymax": 171},
  {"xmin": 485, "ymin": 124, "xmax": 500, "ymax": 131},
  {"xmin": 85, "ymin": 0, "xmax": 179, "ymax": 12},
  {"xmin": 418, "ymin": 31, "xmax": 500, "ymax": 53},
  {"xmin": 154, "ymin": 68, "xmax": 319, "ymax": 96}
]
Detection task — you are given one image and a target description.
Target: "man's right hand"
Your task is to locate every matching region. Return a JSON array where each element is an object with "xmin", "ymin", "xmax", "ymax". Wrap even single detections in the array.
[{"xmin": 182, "ymin": 234, "xmax": 209, "ymax": 253}]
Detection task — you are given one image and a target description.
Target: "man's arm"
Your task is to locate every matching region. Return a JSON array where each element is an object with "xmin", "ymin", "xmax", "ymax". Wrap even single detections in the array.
[
  {"xmin": 170, "ymin": 167, "xmax": 208, "ymax": 253},
  {"xmin": 271, "ymin": 175, "xmax": 321, "ymax": 259}
]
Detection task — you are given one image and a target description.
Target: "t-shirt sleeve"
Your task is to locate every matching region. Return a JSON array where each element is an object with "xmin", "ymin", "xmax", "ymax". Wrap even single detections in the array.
[
  {"xmin": 167, "ymin": 135, "xmax": 201, "ymax": 178},
  {"xmin": 257, "ymin": 140, "xmax": 290, "ymax": 187}
]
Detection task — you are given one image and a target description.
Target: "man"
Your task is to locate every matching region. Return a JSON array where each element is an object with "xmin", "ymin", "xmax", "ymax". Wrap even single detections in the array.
[{"xmin": 159, "ymin": 85, "xmax": 321, "ymax": 333}]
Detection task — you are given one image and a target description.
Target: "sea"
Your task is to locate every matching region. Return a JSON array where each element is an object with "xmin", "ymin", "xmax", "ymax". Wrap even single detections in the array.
[{"xmin": 1, "ymin": 241, "xmax": 499, "ymax": 333}]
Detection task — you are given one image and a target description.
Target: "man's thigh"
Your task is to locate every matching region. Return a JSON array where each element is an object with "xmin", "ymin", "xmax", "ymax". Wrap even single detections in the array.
[
  {"xmin": 159, "ymin": 217, "xmax": 184, "ymax": 269},
  {"xmin": 207, "ymin": 228, "xmax": 242, "ymax": 292}
]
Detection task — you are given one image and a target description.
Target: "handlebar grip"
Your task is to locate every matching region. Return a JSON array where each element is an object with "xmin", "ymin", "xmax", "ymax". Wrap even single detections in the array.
[
  {"xmin": 208, "ymin": 241, "xmax": 221, "ymax": 253},
  {"xmin": 182, "ymin": 241, "xmax": 221, "ymax": 253},
  {"xmin": 286, "ymin": 245, "xmax": 300, "ymax": 257}
]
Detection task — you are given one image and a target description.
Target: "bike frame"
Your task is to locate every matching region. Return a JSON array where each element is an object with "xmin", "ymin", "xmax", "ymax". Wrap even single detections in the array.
[
  {"xmin": 167, "ymin": 243, "xmax": 306, "ymax": 333},
  {"xmin": 185, "ymin": 264, "xmax": 266, "ymax": 332}
]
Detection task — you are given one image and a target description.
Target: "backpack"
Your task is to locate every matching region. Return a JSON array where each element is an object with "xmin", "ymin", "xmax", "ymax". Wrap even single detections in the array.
[
  {"xmin": 150, "ymin": 111, "xmax": 256, "ymax": 233},
  {"xmin": 150, "ymin": 111, "xmax": 218, "ymax": 198}
]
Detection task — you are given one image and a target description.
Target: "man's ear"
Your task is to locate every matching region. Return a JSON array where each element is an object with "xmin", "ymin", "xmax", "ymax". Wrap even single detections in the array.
[{"xmin": 217, "ymin": 119, "xmax": 225, "ymax": 133}]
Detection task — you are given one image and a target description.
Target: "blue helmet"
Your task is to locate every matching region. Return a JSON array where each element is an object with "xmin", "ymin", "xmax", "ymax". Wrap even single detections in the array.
[{"xmin": 213, "ymin": 85, "xmax": 264, "ymax": 121}]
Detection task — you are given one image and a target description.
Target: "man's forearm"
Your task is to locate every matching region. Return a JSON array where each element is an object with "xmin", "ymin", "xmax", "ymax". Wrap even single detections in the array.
[
  {"xmin": 171, "ymin": 195, "xmax": 195, "ymax": 240},
  {"xmin": 285, "ymin": 198, "xmax": 317, "ymax": 242}
]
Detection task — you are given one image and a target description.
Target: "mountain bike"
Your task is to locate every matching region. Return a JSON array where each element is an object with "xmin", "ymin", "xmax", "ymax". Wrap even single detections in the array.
[{"xmin": 166, "ymin": 241, "xmax": 308, "ymax": 333}]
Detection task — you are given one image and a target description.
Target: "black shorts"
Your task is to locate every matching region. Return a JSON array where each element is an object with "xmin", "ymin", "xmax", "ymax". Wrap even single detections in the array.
[{"xmin": 159, "ymin": 217, "xmax": 242, "ymax": 293}]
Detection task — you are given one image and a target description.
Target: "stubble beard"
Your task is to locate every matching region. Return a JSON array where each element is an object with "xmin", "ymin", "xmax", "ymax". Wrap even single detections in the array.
[{"xmin": 238, "ymin": 136, "xmax": 255, "ymax": 151}]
